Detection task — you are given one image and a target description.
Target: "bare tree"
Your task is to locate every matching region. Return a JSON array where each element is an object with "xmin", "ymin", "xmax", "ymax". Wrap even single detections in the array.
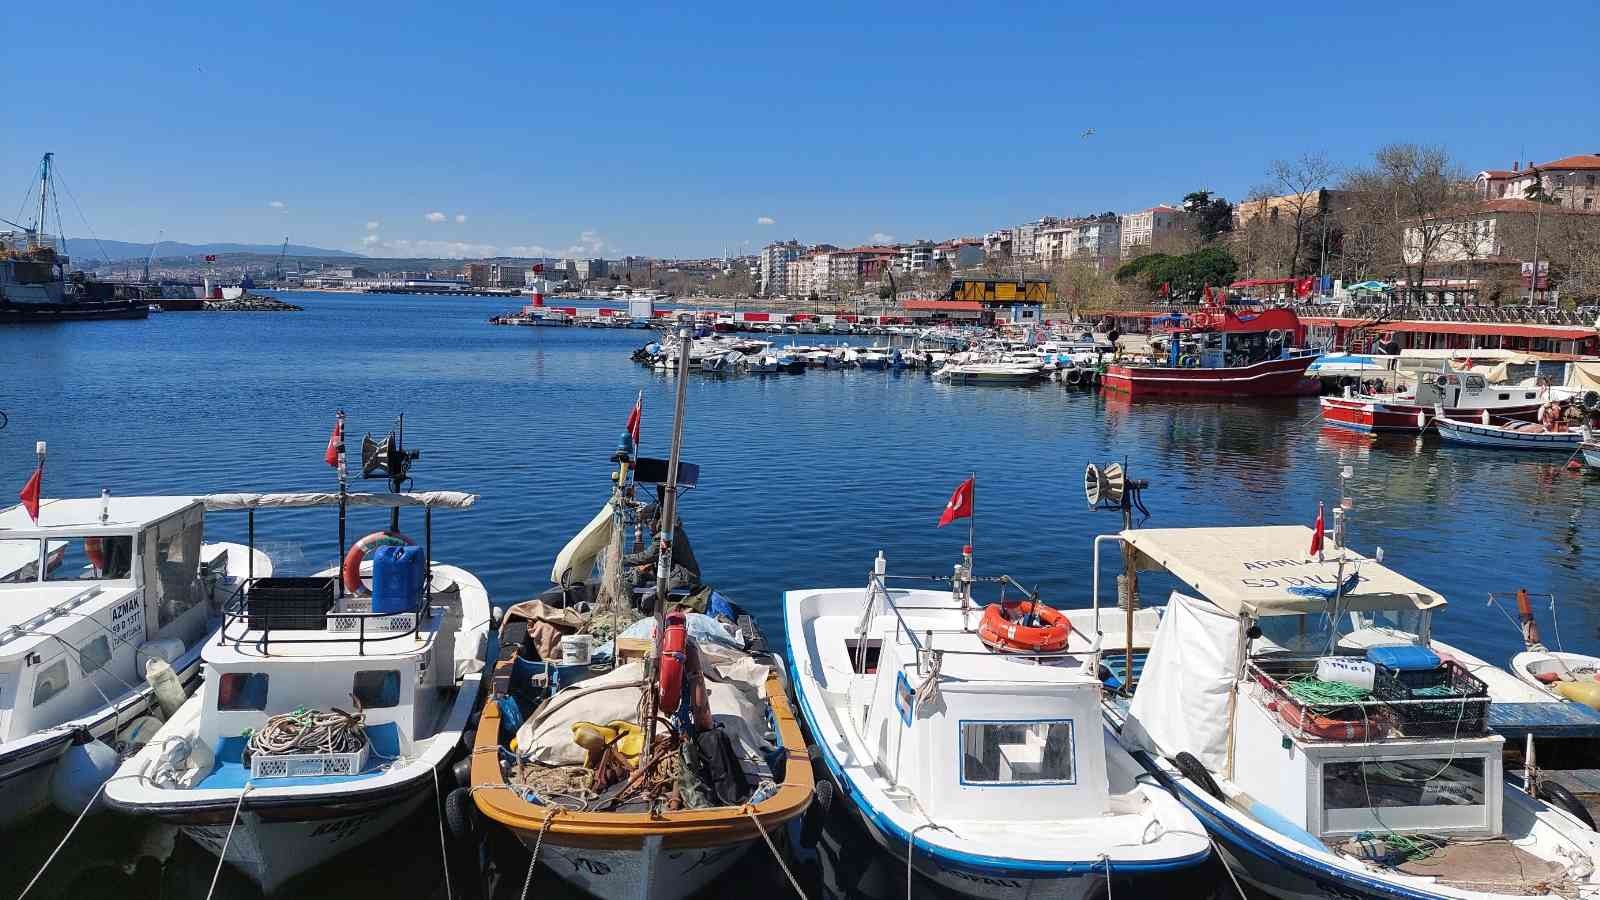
[
  {"xmin": 1340, "ymin": 144, "xmax": 1473, "ymax": 302},
  {"xmin": 1268, "ymin": 152, "xmax": 1339, "ymax": 277}
]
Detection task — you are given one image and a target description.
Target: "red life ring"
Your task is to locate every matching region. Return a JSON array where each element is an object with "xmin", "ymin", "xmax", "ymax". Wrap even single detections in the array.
[
  {"xmin": 341, "ymin": 531, "xmax": 414, "ymax": 594},
  {"xmin": 85, "ymin": 537, "xmax": 107, "ymax": 572},
  {"xmin": 978, "ymin": 600, "xmax": 1072, "ymax": 653},
  {"xmin": 1277, "ymin": 701, "xmax": 1378, "ymax": 741},
  {"xmin": 658, "ymin": 610, "xmax": 688, "ymax": 715}
]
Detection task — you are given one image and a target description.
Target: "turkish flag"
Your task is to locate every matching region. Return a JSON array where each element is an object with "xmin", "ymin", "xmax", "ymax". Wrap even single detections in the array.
[
  {"xmin": 625, "ymin": 391, "xmax": 642, "ymax": 446},
  {"xmin": 1309, "ymin": 501, "xmax": 1325, "ymax": 558},
  {"xmin": 323, "ymin": 415, "xmax": 343, "ymax": 467},
  {"xmin": 937, "ymin": 476, "xmax": 974, "ymax": 528},
  {"xmin": 19, "ymin": 465, "xmax": 42, "ymax": 523},
  {"xmin": 1202, "ymin": 284, "xmax": 1213, "ymax": 304},
  {"xmin": 1158, "ymin": 282, "xmax": 1170, "ymax": 298},
  {"xmin": 1294, "ymin": 277, "xmax": 1313, "ymax": 298}
]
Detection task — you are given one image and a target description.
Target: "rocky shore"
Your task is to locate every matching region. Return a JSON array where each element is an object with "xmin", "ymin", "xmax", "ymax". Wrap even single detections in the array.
[{"xmin": 202, "ymin": 293, "xmax": 303, "ymax": 312}]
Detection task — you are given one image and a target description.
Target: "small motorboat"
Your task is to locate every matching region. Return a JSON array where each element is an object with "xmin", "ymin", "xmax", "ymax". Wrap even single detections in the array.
[
  {"xmin": 1, "ymin": 482, "xmax": 268, "ymax": 828},
  {"xmin": 1322, "ymin": 370, "xmax": 1544, "ymax": 433},
  {"xmin": 105, "ymin": 423, "xmax": 492, "ymax": 893},
  {"xmin": 1495, "ymin": 589, "xmax": 1600, "ymax": 710},
  {"xmin": 933, "ymin": 351, "xmax": 1042, "ymax": 384},
  {"xmin": 856, "ymin": 346, "xmax": 890, "ymax": 370},
  {"xmin": 1435, "ymin": 409, "xmax": 1588, "ymax": 450},
  {"xmin": 1584, "ymin": 442, "xmax": 1600, "ymax": 469}
]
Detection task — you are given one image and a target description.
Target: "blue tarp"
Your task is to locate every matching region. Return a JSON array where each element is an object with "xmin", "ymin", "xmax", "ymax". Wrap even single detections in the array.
[{"xmin": 197, "ymin": 721, "xmax": 401, "ymax": 789}]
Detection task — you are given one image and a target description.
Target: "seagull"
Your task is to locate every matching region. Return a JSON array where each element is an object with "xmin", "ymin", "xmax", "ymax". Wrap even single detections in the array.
[{"xmin": 1081, "ymin": 128, "xmax": 1095, "ymax": 138}]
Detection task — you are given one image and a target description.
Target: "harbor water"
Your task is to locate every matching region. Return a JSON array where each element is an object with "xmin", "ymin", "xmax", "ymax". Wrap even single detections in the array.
[{"xmin": 2, "ymin": 290, "xmax": 1597, "ymax": 899}]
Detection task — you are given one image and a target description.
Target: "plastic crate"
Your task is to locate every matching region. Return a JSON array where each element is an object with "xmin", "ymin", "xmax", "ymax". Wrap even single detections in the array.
[
  {"xmin": 249, "ymin": 744, "xmax": 368, "ymax": 779},
  {"xmin": 245, "ymin": 577, "xmax": 336, "ymax": 630},
  {"xmin": 1373, "ymin": 659, "xmax": 1488, "ymax": 737}
]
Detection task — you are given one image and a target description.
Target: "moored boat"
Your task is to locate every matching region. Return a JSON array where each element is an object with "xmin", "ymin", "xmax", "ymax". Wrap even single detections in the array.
[
  {"xmin": 1321, "ymin": 370, "xmax": 1545, "ymax": 433},
  {"xmin": 1100, "ymin": 307, "xmax": 1319, "ymax": 398},
  {"xmin": 1434, "ymin": 411, "xmax": 1589, "ymax": 450}
]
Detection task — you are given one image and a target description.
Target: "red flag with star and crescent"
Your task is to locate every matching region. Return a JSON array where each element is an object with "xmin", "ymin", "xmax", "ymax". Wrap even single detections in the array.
[
  {"xmin": 937, "ymin": 476, "xmax": 974, "ymax": 528},
  {"xmin": 625, "ymin": 391, "xmax": 642, "ymax": 447},
  {"xmin": 323, "ymin": 414, "xmax": 343, "ymax": 468},
  {"xmin": 19, "ymin": 464, "xmax": 42, "ymax": 523},
  {"xmin": 1309, "ymin": 501, "xmax": 1325, "ymax": 558}
]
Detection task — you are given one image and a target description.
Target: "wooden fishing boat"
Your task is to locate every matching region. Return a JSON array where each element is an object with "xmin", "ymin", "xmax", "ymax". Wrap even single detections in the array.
[{"xmin": 1434, "ymin": 413, "xmax": 1587, "ymax": 450}]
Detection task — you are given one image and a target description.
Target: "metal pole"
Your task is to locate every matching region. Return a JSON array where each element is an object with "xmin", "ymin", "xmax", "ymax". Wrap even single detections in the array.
[
  {"xmin": 1531, "ymin": 196, "xmax": 1543, "ymax": 304},
  {"xmin": 336, "ymin": 410, "xmax": 347, "ymax": 599},
  {"xmin": 247, "ymin": 509, "xmax": 255, "ymax": 583},
  {"xmin": 645, "ymin": 315, "xmax": 694, "ymax": 752}
]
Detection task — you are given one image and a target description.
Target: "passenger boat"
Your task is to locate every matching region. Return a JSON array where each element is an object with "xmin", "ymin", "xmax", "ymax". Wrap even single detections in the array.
[
  {"xmin": 785, "ymin": 549, "xmax": 1211, "ymax": 897},
  {"xmin": 1, "ymin": 486, "xmax": 267, "ymax": 827},
  {"xmin": 104, "ymin": 485, "xmax": 490, "ymax": 893},
  {"xmin": 1321, "ymin": 371, "xmax": 1545, "ymax": 433},
  {"xmin": 1100, "ymin": 307, "xmax": 1319, "ymax": 398},
  {"xmin": 1092, "ymin": 523, "xmax": 1600, "ymax": 898},
  {"xmin": 1434, "ymin": 412, "xmax": 1588, "ymax": 450}
]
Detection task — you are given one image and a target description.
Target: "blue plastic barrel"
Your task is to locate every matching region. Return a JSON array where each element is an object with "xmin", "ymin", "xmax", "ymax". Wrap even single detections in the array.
[{"xmin": 371, "ymin": 544, "xmax": 425, "ymax": 615}]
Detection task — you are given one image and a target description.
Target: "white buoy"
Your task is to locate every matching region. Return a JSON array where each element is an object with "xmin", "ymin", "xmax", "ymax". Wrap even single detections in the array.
[
  {"xmin": 119, "ymin": 715, "xmax": 166, "ymax": 752},
  {"xmin": 50, "ymin": 734, "xmax": 118, "ymax": 814},
  {"xmin": 145, "ymin": 657, "xmax": 186, "ymax": 718}
]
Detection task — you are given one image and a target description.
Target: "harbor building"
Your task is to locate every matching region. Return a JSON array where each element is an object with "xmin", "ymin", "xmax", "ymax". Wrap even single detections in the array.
[{"xmin": 1476, "ymin": 154, "xmax": 1600, "ymax": 210}]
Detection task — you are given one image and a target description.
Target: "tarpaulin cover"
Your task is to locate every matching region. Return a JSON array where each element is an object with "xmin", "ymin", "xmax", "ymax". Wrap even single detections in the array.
[
  {"xmin": 203, "ymin": 491, "xmax": 477, "ymax": 510},
  {"xmin": 1123, "ymin": 592, "xmax": 1242, "ymax": 772}
]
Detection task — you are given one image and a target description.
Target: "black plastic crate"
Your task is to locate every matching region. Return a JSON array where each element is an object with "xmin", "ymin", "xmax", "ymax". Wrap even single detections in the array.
[
  {"xmin": 246, "ymin": 577, "xmax": 335, "ymax": 630},
  {"xmin": 1372, "ymin": 659, "xmax": 1488, "ymax": 737}
]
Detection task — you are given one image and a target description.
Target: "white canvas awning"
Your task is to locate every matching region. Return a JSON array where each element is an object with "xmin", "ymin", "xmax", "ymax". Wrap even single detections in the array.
[
  {"xmin": 203, "ymin": 491, "xmax": 477, "ymax": 511},
  {"xmin": 1121, "ymin": 525, "xmax": 1445, "ymax": 618}
]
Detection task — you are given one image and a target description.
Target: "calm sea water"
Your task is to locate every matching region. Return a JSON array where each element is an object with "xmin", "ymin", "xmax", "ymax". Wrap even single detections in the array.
[{"xmin": 2, "ymin": 291, "xmax": 1597, "ymax": 899}]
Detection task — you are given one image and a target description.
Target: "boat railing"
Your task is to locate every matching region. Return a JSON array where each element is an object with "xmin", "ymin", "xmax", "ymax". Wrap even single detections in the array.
[
  {"xmin": 1248, "ymin": 658, "xmax": 1489, "ymax": 744},
  {"xmin": 216, "ymin": 575, "xmax": 430, "ymax": 655}
]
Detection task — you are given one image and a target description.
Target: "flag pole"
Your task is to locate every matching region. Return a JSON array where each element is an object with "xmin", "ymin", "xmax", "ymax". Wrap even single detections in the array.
[
  {"xmin": 967, "ymin": 471, "xmax": 976, "ymax": 563},
  {"xmin": 335, "ymin": 409, "xmax": 347, "ymax": 598},
  {"xmin": 30, "ymin": 442, "xmax": 46, "ymax": 577}
]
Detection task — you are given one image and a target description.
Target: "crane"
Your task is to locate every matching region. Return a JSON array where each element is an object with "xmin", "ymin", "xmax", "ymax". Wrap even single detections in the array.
[
  {"xmin": 143, "ymin": 230, "xmax": 164, "ymax": 282},
  {"xmin": 275, "ymin": 237, "xmax": 289, "ymax": 281}
]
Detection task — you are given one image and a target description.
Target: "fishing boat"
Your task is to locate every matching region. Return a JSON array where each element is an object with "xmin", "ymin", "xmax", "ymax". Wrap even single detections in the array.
[
  {"xmin": 104, "ymin": 422, "xmax": 491, "ymax": 893},
  {"xmin": 1100, "ymin": 307, "xmax": 1318, "ymax": 398},
  {"xmin": 470, "ymin": 316, "xmax": 814, "ymax": 900},
  {"xmin": 1434, "ymin": 411, "xmax": 1588, "ymax": 450},
  {"xmin": 785, "ymin": 547, "xmax": 1211, "ymax": 897},
  {"xmin": 1321, "ymin": 370, "xmax": 1545, "ymax": 433},
  {"xmin": 1091, "ymin": 520, "xmax": 1600, "ymax": 899},
  {"xmin": 1, "ymin": 473, "xmax": 268, "ymax": 828},
  {"xmin": 1493, "ymin": 590, "xmax": 1600, "ymax": 712}
]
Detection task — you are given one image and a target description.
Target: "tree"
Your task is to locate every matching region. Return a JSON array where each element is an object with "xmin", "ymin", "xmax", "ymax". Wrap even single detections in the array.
[
  {"xmin": 1113, "ymin": 247, "xmax": 1238, "ymax": 301},
  {"xmin": 1183, "ymin": 190, "xmax": 1235, "ymax": 243},
  {"xmin": 1267, "ymin": 152, "xmax": 1338, "ymax": 277},
  {"xmin": 1338, "ymin": 144, "xmax": 1474, "ymax": 301}
]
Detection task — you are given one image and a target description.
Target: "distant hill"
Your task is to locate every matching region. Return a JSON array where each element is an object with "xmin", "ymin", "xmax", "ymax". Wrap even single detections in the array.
[{"xmin": 60, "ymin": 238, "xmax": 362, "ymax": 262}]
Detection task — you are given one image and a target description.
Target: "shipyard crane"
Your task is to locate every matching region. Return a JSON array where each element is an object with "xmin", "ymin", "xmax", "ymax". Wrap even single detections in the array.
[
  {"xmin": 143, "ymin": 230, "xmax": 164, "ymax": 282},
  {"xmin": 275, "ymin": 237, "xmax": 289, "ymax": 281}
]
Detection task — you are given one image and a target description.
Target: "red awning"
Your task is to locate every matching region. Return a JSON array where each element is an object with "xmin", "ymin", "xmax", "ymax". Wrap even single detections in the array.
[{"xmin": 739, "ymin": 312, "xmax": 770, "ymax": 322}]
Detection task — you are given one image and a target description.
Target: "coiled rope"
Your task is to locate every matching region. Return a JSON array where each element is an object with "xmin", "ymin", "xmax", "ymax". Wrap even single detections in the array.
[{"xmin": 246, "ymin": 706, "xmax": 367, "ymax": 759}]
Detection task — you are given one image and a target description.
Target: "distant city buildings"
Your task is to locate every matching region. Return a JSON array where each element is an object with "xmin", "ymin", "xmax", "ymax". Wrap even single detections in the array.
[
  {"xmin": 758, "ymin": 240, "xmax": 805, "ymax": 296},
  {"xmin": 1476, "ymin": 154, "xmax": 1600, "ymax": 211},
  {"xmin": 1119, "ymin": 205, "xmax": 1185, "ymax": 258}
]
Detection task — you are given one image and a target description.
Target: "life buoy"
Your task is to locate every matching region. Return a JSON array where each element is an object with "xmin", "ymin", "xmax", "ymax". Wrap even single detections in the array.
[
  {"xmin": 341, "ymin": 531, "xmax": 414, "ymax": 594},
  {"xmin": 978, "ymin": 600, "xmax": 1072, "ymax": 653},
  {"xmin": 658, "ymin": 610, "xmax": 687, "ymax": 716},
  {"xmin": 1276, "ymin": 700, "xmax": 1378, "ymax": 741},
  {"xmin": 1267, "ymin": 329, "xmax": 1283, "ymax": 343},
  {"xmin": 85, "ymin": 537, "xmax": 106, "ymax": 572}
]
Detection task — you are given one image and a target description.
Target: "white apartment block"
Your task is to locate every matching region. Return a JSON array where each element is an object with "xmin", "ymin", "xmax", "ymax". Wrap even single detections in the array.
[
  {"xmin": 894, "ymin": 242, "xmax": 935, "ymax": 274},
  {"xmin": 1119, "ymin": 205, "xmax": 1184, "ymax": 258},
  {"xmin": 758, "ymin": 241, "xmax": 804, "ymax": 296},
  {"xmin": 786, "ymin": 258, "xmax": 812, "ymax": 297}
]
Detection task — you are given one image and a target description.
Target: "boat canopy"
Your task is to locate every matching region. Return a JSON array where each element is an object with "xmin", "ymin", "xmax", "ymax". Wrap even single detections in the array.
[
  {"xmin": 1121, "ymin": 525, "xmax": 1445, "ymax": 617},
  {"xmin": 202, "ymin": 491, "xmax": 477, "ymax": 511}
]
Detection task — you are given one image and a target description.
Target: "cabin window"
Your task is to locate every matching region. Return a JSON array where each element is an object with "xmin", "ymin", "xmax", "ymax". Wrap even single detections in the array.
[
  {"xmin": 33, "ymin": 659, "xmax": 70, "ymax": 708},
  {"xmin": 145, "ymin": 513, "xmax": 205, "ymax": 629},
  {"xmin": 79, "ymin": 636, "xmax": 112, "ymax": 674},
  {"xmin": 1321, "ymin": 756, "xmax": 1489, "ymax": 835},
  {"xmin": 960, "ymin": 720, "xmax": 1076, "ymax": 785},
  {"xmin": 0, "ymin": 538, "xmax": 42, "ymax": 583},
  {"xmin": 45, "ymin": 536, "xmax": 134, "ymax": 582},
  {"xmin": 1498, "ymin": 393, "xmax": 1510, "ymax": 400},
  {"xmin": 352, "ymin": 670, "xmax": 401, "ymax": 709},
  {"xmin": 217, "ymin": 673, "xmax": 269, "ymax": 711}
]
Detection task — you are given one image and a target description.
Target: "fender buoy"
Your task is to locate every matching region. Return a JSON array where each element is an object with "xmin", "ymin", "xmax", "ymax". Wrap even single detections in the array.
[
  {"xmin": 978, "ymin": 600, "xmax": 1071, "ymax": 653},
  {"xmin": 658, "ymin": 610, "xmax": 687, "ymax": 716},
  {"xmin": 1066, "ymin": 367, "xmax": 1083, "ymax": 385},
  {"xmin": 85, "ymin": 537, "xmax": 106, "ymax": 573},
  {"xmin": 341, "ymin": 531, "xmax": 414, "ymax": 595}
]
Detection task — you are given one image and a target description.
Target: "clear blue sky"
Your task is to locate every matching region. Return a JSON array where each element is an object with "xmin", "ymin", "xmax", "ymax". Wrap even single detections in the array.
[{"xmin": 7, "ymin": 1, "xmax": 1597, "ymax": 260}]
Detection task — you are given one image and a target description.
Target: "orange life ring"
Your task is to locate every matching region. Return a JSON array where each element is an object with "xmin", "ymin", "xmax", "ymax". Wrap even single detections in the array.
[
  {"xmin": 85, "ymin": 537, "xmax": 107, "ymax": 572},
  {"xmin": 658, "ymin": 610, "xmax": 687, "ymax": 715},
  {"xmin": 341, "ymin": 531, "xmax": 414, "ymax": 594},
  {"xmin": 978, "ymin": 600, "xmax": 1072, "ymax": 653},
  {"xmin": 1276, "ymin": 700, "xmax": 1378, "ymax": 741}
]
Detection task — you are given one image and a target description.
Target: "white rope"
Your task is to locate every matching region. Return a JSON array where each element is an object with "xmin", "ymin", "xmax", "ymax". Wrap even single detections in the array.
[
  {"xmin": 1099, "ymin": 853, "xmax": 1113, "ymax": 900},
  {"xmin": 205, "ymin": 784, "xmax": 252, "ymax": 900},
  {"xmin": 519, "ymin": 806, "xmax": 559, "ymax": 900},
  {"xmin": 16, "ymin": 778, "xmax": 107, "ymax": 899},
  {"xmin": 432, "ymin": 766, "xmax": 453, "ymax": 900},
  {"xmin": 1209, "ymin": 835, "xmax": 1248, "ymax": 899},
  {"xmin": 743, "ymin": 805, "xmax": 808, "ymax": 900},
  {"xmin": 906, "ymin": 823, "xmax": 942, "ymax": 900}
]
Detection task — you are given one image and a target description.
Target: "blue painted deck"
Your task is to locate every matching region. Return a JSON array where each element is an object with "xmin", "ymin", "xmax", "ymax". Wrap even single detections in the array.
[
  {"xmin": 197, "ymin": 722, "xmax": 402, "ymax": 789},
  {"xmin": 1487, "ymin": 701, "xmax": 1600, "ymax": 739}
]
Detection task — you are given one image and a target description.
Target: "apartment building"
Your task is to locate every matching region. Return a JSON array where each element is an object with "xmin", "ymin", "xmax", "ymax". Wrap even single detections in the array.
[
  {"xmin": 1119, "ymin": 205, "xmax": 1185, "ymax": 258},
  {"xmin": 758, "ymin": 240, "xmax": 805, "ymax": 296},
  {"xmin": 1476, "ymin": 154, "xmax": 1600, "ymax": 212}
]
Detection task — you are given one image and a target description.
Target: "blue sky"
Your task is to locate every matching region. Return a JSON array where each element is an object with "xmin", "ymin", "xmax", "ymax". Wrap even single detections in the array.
[{"xmin": 6, "ymin": 1, "xmax": 1597, "ymax": 259}]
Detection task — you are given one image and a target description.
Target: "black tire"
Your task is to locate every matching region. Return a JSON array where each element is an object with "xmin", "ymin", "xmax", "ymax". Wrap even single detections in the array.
[
  {"xmin": 452, "ymin": 755, "xmax": 473, "ymax": 788},
  {"xmin": 1172, "ymin": 751, "xmax": 1225, "ymax": 801},
  {"xmin": 445, "ymin": 786, "xmax": 478, "ymax": 841},
  {"xmin": 798, "ymin": 779, "xmax": 835, "ymax": 849},
  {"xmin": 1538, "ymin": 780, "xmax": 1597, "ymax": 830}
]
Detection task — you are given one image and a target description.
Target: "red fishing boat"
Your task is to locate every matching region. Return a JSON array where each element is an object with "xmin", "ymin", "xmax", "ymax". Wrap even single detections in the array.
[
  {"xmin": 1320, "ymin": 371, "xmax": 1545, "ymax": 432},
  {"xmin": 1100, "ymin": 307, "xmax": 1319, "ymax": 398}
]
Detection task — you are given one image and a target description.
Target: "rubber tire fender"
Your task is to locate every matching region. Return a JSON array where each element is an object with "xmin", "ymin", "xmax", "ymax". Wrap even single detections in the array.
[
  {"xmin": 444, "ymin": 785, "xmax": 477, "ymax": 841},
  {"xmin": 1537, "ymin": 780, "xmax": 1597, "ymax": 831},
  {"xmin": 1172, "ymin": 751, "xmax": 1225, "ymax": 801}
]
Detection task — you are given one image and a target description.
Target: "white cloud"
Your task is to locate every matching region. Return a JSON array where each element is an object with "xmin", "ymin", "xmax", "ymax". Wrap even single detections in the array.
[
  {"xmin": 455, "ymin": 214, "xmax": 467, "ymax": 223},
  {"xmin": 359, "ymin": 229, "xmax": 611, "ymax": 260},
  {"xmin": 268, "ymin": 200, "xmax": 285, "ymax": 209},
  {"xmin": 871, "ymin": 232, "xmax": 896, "ymax": 243},
  {"xmin": 366, "ymin": 220, "xmax": 381, "ymax": 231},
  {"xmin": 756, "ymin": 216, "xmax": 775, "ymax": 225},
  {"xmin": 424, "ymin": 211, "xmax": 447, "ymax": 223},
  {"xmin": 363, "ymin": 234, "xmax": 381, "ymax": 245}
]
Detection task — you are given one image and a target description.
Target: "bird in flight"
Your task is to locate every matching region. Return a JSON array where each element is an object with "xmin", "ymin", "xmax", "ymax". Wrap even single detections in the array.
[{"xmin": 1081, "ymin": 128, "xmax": 1095, "ymax": 138}]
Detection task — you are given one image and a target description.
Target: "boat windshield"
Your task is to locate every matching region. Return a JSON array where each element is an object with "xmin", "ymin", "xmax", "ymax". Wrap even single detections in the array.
[
  {"xmin": 44, "ymin": 536, "xmax": 134, "ymax": 581},
  {"xmin": 0, "ymin": 538, "xmax": 42, "ymax": 583},
  {"xmin": 1253, "ymin": 605, "xmax": 1429, "ymax": 655}
]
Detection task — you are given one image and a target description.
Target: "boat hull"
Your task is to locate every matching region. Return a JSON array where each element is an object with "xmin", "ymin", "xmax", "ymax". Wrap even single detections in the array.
[
  {"xmin": 1322, "ymin": 398, "xmax": 1542, "ymax": 433},
  {"xmin": 513, "ymin": 833, "xmax": 754, "ymax": 900},
  {"xmin": 1435, "ymin": 417, "xmax": 1585, "ymax": 450},
  {"xmin": 1581, "ymin": 444, "xmax": 1600, "ymax": 469},
  {"xmin": 1101, "ymin": 355, "xmax": 1317, "ymax": 398},
  {"xmin": 0, "ymin": 299, "xmax": 149, "ymax": 323}
]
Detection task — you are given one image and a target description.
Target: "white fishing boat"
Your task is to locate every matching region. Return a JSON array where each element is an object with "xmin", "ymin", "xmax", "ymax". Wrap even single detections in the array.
[
  {"xmin": 785, "ymin": 550, "xmax": 1211, "ymax": 897},
  {"xmin": 856, "ymin": 346, "xmax": 890, "ymax": 370},
  {"xmin": 1434, "ymin": 411, "xmax": 1589, "ymax": 450},
  {"xmin": 1092, "ymin": 523, "xmax": 1600, "ymax": 899},
  {"xmin": 1, "ymin": 484, "xmax": 267, "ymax": 828},
  {"xmin": 104, "ymin": 480, "xmax": 491, "ymax": 893}
]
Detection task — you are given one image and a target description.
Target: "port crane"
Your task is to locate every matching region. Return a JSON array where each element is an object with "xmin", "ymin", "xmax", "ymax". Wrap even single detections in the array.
[
  {"xmin": 142, "ymin": 230, "xmax": 164, "ymax": 282},
  {"xmin": 275, "ymin": 237, "xmax": 289, "ymax": 281}
]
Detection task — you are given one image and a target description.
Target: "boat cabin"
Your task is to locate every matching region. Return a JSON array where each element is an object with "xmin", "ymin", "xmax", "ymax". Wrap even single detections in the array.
[
  {"xmin": 843, "ymin": 573, "xmax": 1111, "ymax": 825},
  {"xmin": 1161, "ymin": 308, "xmax": 1308, "ymax": 369},
  {"xmin": 1114, "ymin": 526, "xmax": 1506, "ymax": 842},
  {"xmin": 0, "ymin": 496, "xmax": 222, "ymax": 742}
]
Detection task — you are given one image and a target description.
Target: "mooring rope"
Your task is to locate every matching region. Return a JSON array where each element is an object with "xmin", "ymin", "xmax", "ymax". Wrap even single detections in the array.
[
  {"xmin": 518, "ymin": 806, "xmax": 559, "ymax": 900},
  {"xmin": 205, "ymin": 784, "xmax": 252, "ymax": 900},
  {"xmin": 17, "ymin": 779, "xmax": 109, "ymax": 899},
  {"xmin": 246, "ymin": 707, "xmax": 366, "ymax": 758},
  {"xmin": 432, "ymin": 766, "xmax": 453, "ymax": 900},
  {"xmin": 743, "ymin": 804, "xmax": 808, "ymax": 900}
]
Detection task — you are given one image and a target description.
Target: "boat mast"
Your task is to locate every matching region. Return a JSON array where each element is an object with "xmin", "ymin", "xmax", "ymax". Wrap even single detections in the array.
[
  {"xmin": 645, "ymin": 313, "xmax": 694, "ymax": 749},
  {"xmin": 36, "ymin": 153, "xmax": 52, "ymax": 248}
]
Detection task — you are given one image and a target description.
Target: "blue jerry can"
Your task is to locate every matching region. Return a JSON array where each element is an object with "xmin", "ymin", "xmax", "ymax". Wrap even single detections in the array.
[{"xmin": 371, "ymin": 544, "xmax": 425, "ymax": 615}]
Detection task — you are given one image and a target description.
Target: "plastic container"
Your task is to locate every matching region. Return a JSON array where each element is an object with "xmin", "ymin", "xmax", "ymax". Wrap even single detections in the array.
[
  {"xmin": 559, "ymin": 634, "xmax": 593, "ymax": 666},
  {"xmin": 1373, "ymin": 659, "xmax": 1488, "ymax": 736},
  {"xmin": 1316, "ymin": 656, "xmax": 1376, "ymax": 691},
  {"xmin": 371, "ymin": 545, "xmax": 425, "ymax": 616},
  {"xmin": 144, "ymin": 657, "xmax": 187, "ymax": 718},
  {"xmin": 246, "ymin": 577, "xmax": 335, "ymax": 630},
  {"xmin": 1365, "ymin": 645, "xmax": 1441, "ymax": 672}
]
